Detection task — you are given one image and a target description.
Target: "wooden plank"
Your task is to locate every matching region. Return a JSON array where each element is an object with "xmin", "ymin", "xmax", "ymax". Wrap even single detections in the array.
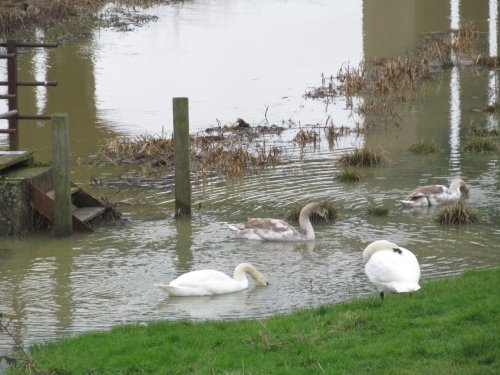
[
  {"xmin": 0, "ymin": 151, "xmax": 33, "ymax": 171},
  {"xmin": 73, "ymin": 207, "xmax": 107, "ymax": 223},
  {"xmin": 45, "ymin": 186, "xmax": 80, "ymax": 199}
]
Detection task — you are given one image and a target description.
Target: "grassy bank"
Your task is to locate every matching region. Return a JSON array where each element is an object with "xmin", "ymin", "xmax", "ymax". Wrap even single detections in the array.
[{"xmin": 7, "ymin": 267, "xmax": 499, "ymax": 374}]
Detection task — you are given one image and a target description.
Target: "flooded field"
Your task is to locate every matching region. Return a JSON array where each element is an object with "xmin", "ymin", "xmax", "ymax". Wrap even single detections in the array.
[{"xmin": 0, "ymin": 0, "xmax": 499, "ymax": 363}]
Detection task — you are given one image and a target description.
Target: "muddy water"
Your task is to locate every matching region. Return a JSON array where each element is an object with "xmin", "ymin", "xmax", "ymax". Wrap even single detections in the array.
[{"xmin": 0, "ymin": 0, "xmax": 499, "ymax": 361}]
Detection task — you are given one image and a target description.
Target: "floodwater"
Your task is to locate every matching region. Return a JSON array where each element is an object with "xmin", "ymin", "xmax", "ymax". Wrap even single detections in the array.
[{"xmin": 0, "ymin": 0, "xmax": 499, "ymax": 362}]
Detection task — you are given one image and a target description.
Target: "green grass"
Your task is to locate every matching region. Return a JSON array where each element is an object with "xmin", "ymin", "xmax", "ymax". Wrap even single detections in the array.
[
  {"xmin": 408, "ymin": 139, "xmax": 439, "ymax": 154},
  {"xmin": 7, "ymin": 267, "xmax": 500, "ymax": 375}
]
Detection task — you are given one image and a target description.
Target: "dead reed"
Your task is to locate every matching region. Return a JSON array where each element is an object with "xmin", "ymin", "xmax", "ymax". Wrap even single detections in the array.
[
  {"xmin": 337, "ymin": 147, "xmax": 389, "ymax": 168},
  {"xmin": 0, "ymin": 0, "xmax": 173, "ymax": 35},
  {"xmin": 80, "ymin": 124, "xmax": 283, "ymax": 182},
  {"xmin": 433, "ymin": 200, "xmax": 479, "ymax": 225},
  {"xmin": 284, "ymin": 200, "xmax": 339, "ymax": 223}
]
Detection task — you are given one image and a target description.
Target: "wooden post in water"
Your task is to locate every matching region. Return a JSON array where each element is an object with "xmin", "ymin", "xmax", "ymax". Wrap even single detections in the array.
[
  {"xmin": 51, "ymin": 113, "xmax": 72, "ymax": 236},
  {"xmin": 173, "ymin": 97, "xmax": 191, "ymax": 216}
]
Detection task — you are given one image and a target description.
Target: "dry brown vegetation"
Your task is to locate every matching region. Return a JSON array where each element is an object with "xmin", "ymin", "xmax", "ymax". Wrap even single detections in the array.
[
  {"xmin": 0, "ymin": 0, "xmax": 177, "ymax": 36},
  {"xmin": 306, "ymin": 22, "xmax": 498, "ymax": 126},
  {"xmin": 79, "ymin": 123, "xmax": 283, "ymax": 183}
]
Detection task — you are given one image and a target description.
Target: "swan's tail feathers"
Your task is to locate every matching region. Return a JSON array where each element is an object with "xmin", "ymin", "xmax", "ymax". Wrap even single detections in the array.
[
  {"xmin": 400, "ymin": 200, "xmax": 414, "ymax": 206},
  {"xmin": 391, "ymin": 283, "xmax": 421, "ymax": 293},
  {"xmin": 154, "ymin": 283, "xmax": 175, "ymax": 295}
]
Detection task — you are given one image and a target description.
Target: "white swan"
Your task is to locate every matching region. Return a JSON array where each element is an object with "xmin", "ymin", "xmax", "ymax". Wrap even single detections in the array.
[
  {"xmin": 154, "ymin": 263, "xmax": 269, "ymax": 296},
  {"xmin": 363, "ymin": 240, "xmax": 420, "ymax": 300},
  {"xmin": 400, "ymin": 178, "xmax": 468, "ymax": 207},
  {"xmin": 227, "ymin": 202, "xmax": 328, "ymax": 241}
]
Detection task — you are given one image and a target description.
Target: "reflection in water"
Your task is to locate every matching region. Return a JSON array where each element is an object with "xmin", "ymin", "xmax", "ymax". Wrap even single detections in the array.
[
  {"xmin": 449, "ymin": 66, "xmax": 461, "ymax": 173},
  {"xmin": 33, "ymin": 28, "xmax": 48, "ymax": 115},
  {"xmin": 487, "ymin": 0, "xmax": 498, "ymax": 129},
  {"xmin": 449, "ymin": 0, "xmax": 461, "ymax": 174}
]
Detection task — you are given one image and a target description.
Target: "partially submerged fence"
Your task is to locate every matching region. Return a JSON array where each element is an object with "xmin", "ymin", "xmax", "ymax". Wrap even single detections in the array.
[{"xmin": 0, "ymin": 40, "xmax": 58, "ymax": 150}]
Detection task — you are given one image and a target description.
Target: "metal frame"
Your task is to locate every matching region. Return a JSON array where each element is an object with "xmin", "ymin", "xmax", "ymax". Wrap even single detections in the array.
[{"xmin": 0, "ymin": 40, "xmax": 58, "ymax": 150}]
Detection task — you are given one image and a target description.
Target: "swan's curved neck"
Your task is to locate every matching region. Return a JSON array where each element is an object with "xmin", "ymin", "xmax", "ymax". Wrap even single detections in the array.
[
  {"xmin": 234, "ymin": 263, "xmax": 267, "ymax": 285},
  {"xmin": 298, "ymin": 213, "xmax": 315, "ymax": 240}
]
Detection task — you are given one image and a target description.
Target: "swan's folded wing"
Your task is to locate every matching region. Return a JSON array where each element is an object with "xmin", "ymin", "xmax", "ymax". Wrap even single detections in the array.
[
  {"xmin": 405, "ymin": 185, "xmax": 446, "ymax": 200},
  {"xmin": 365, "ymin": 250, "xmax": 420, "ymax": 292},
  {"xmin": 247, "ymin": 218, "xmax": 299, "ymax": 241}
]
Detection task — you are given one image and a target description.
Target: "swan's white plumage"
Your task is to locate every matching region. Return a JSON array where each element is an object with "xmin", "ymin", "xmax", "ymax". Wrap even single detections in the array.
[
  {"xmin": 400, "ymin": 178, "xmax": 468, "ymax": 207},
  {"xmin": 154, "ymin": 263, "xmax": 268, "ymax": 296},
  {"xmin": 227, "ymin": 202, "xmax": 328, "ymax": 241},
  {"xmin": 363, "ymin": 240, "xmax": 420, "ymax": 298}
]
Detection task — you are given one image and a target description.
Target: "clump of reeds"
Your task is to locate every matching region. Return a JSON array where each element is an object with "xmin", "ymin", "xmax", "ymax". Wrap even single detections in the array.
[
  {"xmin": 334, "ymin": 167, "xmax": 363, "ymax": 182},
  {"xmin": 408, "ymin": 139, "xmax": 439, "ymax": 154},
  {"xmin": 433, "ymin": 200, "xmax": 479, "ymax": 225},
  {"xmin": 366, "ymin": 205, "xmax": 389, "ymax": 216},
  {"xmin": 284, "ymin": 200, "xmax": 339, "ymax": 223},
  {"xmin": 337, "ymin": 147, "xmax": 388, "ymax": 168},
  {"xmin": 293, "ymin": 129, "xmax": 318, "ymax": 147}
]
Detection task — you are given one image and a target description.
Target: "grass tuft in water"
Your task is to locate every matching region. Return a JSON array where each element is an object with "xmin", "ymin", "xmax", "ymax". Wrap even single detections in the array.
[
  {"xmin": 337, "ymin": 147, "xmax": 388, "ymax": 167},
  {"xmin": 462, "ymin": 136, "xmax": 499, "ymax": 153},
  {"xmin": 284, "ymin": 200, "xmax": 339, "ymax": 222},
  {"xmin": 6, "ymin": 268, "xmax": 499, "ymax": 375},
  {"xmin": 335, "ymin": 167, "xmax": 363, "ymax": 182},
  {"xmin": 408, "ymin": 139, "xmax": 439, "ymax": 154},
  {"xmin": 433, "ymin": 200, "xmax": 480, "ymax": 225},
  {"xmin": 366, "ymin": 205, "xmax": 389, "ymax": 216}
]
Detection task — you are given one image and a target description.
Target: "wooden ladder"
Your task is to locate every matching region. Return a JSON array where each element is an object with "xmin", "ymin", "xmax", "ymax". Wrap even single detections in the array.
[{"xmin": 29, "ymin": 182, "xmax": 110, "ymax": 231}]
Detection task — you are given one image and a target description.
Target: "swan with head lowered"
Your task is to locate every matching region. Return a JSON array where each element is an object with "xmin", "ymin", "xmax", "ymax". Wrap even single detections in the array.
[
  {"xmin": 227, "ymin": 202, "xmax": 328, "ymax": 241},
  {"xmin": 400, "ymin": 178, "xmax": 468, "ymax": 207},
  {"xmin": 363, "ymin": 240, "xmax": 420, "ymax": 300},
  {"xmin": 154, "ymin": 263, "xmax": 269, "ymax": 296}
]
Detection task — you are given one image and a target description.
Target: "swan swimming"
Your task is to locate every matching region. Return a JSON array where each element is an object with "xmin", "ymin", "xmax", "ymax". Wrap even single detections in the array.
[
  {"xmin": 400, "ymin": 178, "xmax": 468, "ymax": 207},
  {"xmin": 154, "ymin": 263, "xmax": 269, "ymax": 296},
  {"xmin": 227, "ymin": 202, "xmax": 328, "ymax": 241},
  {"xmin": 363, "ymin": 240, "xmax": 420, "ymax": 300}
]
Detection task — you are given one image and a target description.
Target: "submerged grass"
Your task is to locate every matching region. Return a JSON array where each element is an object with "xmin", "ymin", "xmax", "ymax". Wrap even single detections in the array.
[
  {"xmin": 334, "ymin": 167, "xmax": 363, "ymax": 182},
  {"xmin": 462, "ymin": 136, "xmax": 499, "ymax": 153},
  {"xmin": 6, "ymin": 267, "xmax": 499, "ymax": 374},
  {"xmin": 366, "ymin": 205, "xmax": 389, "ymax": 216},
  {"xmin": 433, "ymin": 200, "xmax": 480, "ymax": 225},
  {"xmin": 408, "ymin": 139, "xmax": 439, "ymax": 154}
]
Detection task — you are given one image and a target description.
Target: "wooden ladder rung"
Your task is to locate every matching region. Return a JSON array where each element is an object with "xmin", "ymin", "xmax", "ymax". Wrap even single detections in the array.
[{"xmin": 73, "ymin": 206, "xmax": 107, "ymax": 223}]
